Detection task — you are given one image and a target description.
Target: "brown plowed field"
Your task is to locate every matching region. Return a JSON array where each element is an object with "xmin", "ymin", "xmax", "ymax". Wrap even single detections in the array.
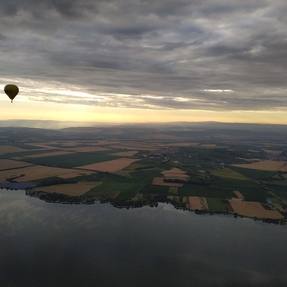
[
  {"xmin": 35, "ymin": 181, "xmax": 100, "ymax": 196},
  {"xmin": 0, "ymin": 165, "xmax": 76, "ymax": 182}
]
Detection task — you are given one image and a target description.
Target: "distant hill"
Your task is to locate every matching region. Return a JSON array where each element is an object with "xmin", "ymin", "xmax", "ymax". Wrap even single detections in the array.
[
  {"xmin": 0, "ymin": 121, "xmax": 286, "ymax": 144},
  {"xmin": 1, "ymin": 119, "xmax": 287, "ymax": 131}
]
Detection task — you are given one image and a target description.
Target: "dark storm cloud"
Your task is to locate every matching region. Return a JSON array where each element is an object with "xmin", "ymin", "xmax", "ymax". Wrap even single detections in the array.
[{"xmin": 0, "ymin": 0, "xmax": 287, "ymax": 110}]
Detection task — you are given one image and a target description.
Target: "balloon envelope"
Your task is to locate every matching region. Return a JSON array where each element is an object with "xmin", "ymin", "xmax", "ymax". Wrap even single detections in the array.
[{"xmin": 4, "ymin": 84, "xmax": 19, "ymax": 102}]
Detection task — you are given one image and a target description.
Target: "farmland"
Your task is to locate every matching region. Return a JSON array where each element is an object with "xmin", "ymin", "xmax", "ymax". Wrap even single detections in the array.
[
  {"xmin": 0, "ymin": 165, "xmax": 77, "ymax": 182},
  {"xmin": 233, "ymin": 160, "xmax": 287, "ymax": 172},
  {"xmin": 34, "ymin": 181, "xmax": 100, "ymax": 196},
  {"xmin": 187, "ymin": 197, "xmax": 208, "ymax": 211},
  {"xmin": 211, "ymin": 168, "xmax": 249, "ymax": 180},
  {"xmin": 78, "ymin": 158, "xmax": 139, "ymax": 172},
  {"xmin": 229, "ymin": 199, "xmax": 284, "ymax": 220},
  {"xmin": 0, "ymin": 159, "xmax": 32, "ymax": 170},
  {"xmin": 0, "ymin": 124, "xmax": 286, "ymax": 223},
  {"xmin": 25, "ymin": 150, "xmax": 75, "ymax": 158}
]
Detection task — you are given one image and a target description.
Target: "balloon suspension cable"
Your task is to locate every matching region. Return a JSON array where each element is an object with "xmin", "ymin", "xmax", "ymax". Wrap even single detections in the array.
[{"xmin": 11, "ymin": 99, "xmax": 13, "ymax": 103}]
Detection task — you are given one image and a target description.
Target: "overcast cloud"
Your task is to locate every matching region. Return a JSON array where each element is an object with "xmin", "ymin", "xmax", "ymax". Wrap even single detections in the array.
[{"xmin": 0, "ymin": 0, "xmax": 287, "ymax": 110}]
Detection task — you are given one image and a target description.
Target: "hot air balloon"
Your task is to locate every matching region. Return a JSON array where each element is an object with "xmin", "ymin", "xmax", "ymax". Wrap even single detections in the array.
[{"xmin": 4, "ymin": 84, "xmax": 19, "ymax": 103}]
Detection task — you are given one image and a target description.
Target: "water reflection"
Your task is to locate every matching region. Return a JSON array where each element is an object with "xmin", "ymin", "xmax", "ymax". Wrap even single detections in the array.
[{"xmin": 0, "ymin": 189, "xmax": 287, "ymax": 287}]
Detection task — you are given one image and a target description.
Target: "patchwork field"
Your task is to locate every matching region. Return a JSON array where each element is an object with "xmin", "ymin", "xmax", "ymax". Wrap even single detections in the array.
[
  {"xmin": 0, "ymin": 159, "xmax": 32, "ymax": 171},
  {"xmin": 229, "ymin": 199, "xmax": 283, "ymax": 220},
  {"xmin": 233, "ymin": 160, "xmax": 287, "ymax": 172},
  {"xmin": 0, "ymin": 132, "xmax": 286, "ymax": 224},
  {"xmin": 35, "ymin": 181, "xmax": 100, "ymax": 196},
  {"xmin": 78, "ymin": 158, "xmax": 139, "ymax": 173}
]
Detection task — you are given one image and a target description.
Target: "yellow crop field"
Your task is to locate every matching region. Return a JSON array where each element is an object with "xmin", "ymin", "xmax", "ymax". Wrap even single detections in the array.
[
  {"xmin": 78, "ymin": 158, "xmax": 139, "ymax": 173},
  {"xmin": 233, "ymin": 160, "xmax": 287, "ymax": 171},
  {"xmin": 229, "ymin": 199, "xmax": 283, "ymax": 220}
]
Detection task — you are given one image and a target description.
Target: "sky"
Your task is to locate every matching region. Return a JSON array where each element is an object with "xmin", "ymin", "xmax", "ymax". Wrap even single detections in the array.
[{"xmin": 0, "ymin": 0, "xmax": 287, "ymax": 124}]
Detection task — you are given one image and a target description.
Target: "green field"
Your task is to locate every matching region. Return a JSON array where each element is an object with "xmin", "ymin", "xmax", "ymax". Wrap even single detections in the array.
[
  {"xmin": 179, "ymin": 182, "xmax": 234, "ymax": 199},
  {"xmin": 179, "ymin": 174, "xmax": 269, "ymax": 202},
  {"xmin": 84, "ymin": 171, "xmax": 152, "ymax": 202},
  {"xmin": 211, "ymin": 167, "xmax": 249, "ymax": 180},
  {"xmin": 206, "ymin": 198, "xmax": 228, "ymax": 213},
  {"xmin": 23, "ymin": 151, "xmax": 119, "ymax": 168},
  {"xmin": 231, "ymin": 166, "xmax": 277, "ymax": 180},
  {"xmin": 77, "ymin": 164, "xmax": 163, "ymax": 203}
]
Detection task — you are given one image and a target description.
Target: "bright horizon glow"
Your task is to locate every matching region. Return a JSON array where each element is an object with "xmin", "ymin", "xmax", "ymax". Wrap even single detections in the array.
[{"xmin": 1, "ymin": 98, "xmax": 287, "ymax": 125}]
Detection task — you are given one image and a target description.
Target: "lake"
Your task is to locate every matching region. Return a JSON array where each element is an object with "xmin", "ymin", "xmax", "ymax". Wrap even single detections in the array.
[{"xmin": 0, "ymin": 189, "xmax": 287, "ymax": 287}]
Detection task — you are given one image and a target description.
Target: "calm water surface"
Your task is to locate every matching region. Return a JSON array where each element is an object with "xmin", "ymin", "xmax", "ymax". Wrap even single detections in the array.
[{"xmin": 0, "ymin": 189, "xmax": 287, "ymax": 287}]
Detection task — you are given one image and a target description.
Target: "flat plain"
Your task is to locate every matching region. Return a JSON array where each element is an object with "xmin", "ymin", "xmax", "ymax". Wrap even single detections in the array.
[{"xmin": 0, "ymin": 123, "xmax": 286, "ymax": 223}]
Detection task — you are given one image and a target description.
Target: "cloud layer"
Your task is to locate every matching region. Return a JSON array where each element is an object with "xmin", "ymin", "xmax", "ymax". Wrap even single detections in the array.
[{"xmin": 0, "ymin": 0, "xmax": 287, "ymax": 110}]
